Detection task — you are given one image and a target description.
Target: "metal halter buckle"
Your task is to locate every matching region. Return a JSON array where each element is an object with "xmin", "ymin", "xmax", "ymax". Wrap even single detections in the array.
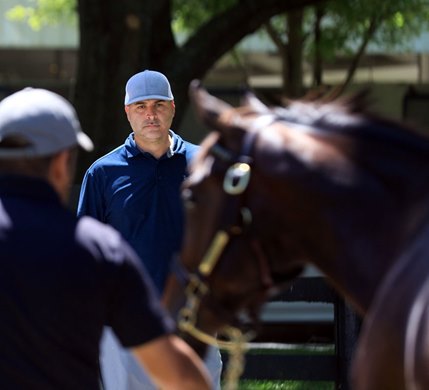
[{"xmin": 223, "ymin": 163, "xmax": 251, "ymax": 195}]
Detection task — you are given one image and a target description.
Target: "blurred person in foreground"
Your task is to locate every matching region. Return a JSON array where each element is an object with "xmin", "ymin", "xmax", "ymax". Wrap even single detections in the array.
[{"xmin": 0, "ymin": 87, "xmax": 212, "ymax": 390}]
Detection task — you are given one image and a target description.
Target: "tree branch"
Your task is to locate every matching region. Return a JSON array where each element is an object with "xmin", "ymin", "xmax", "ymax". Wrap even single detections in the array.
[{"xmin": 174, "ymin": 0, "xmax": 326, "ymax": 80}]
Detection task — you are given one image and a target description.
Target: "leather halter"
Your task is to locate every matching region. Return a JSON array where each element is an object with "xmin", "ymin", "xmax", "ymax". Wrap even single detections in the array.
[{"xmin": 177, "ymin": 128, "xmax": 275, "ymax": 350}]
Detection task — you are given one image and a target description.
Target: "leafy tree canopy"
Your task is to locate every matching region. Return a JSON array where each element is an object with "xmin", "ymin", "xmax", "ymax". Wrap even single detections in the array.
[
  {"xmin": 7, "ymin": 0, "xmax": 429, "ymax": 55},
  {"xmin": 325, "ymin": 0, "xmax": 429, "ymax": 56},
  {"xmin": 6, "ymin": 0, "xmax": 76, "ymax": 30}
]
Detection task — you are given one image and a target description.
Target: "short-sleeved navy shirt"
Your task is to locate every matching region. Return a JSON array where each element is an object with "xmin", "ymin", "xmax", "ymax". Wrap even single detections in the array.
[
  {"xmin": 0, "ymin": 175, "xmax": 174, "ymax": 389},
  {"xmin": 77, "ymin": 131, "xmax": 199, "ymax": 292}
]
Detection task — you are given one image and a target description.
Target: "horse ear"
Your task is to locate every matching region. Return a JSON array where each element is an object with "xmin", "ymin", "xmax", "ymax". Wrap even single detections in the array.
[
  {"xmin": 242, "ymin": 92, "xmax": 270, "ymax": 114},
  {"xmin": 189, "ymin": 80, "xmax": 234, "ymax": 131}
]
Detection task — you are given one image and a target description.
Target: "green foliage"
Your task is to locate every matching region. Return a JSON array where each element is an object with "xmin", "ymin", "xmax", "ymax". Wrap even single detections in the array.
[
  {"xmin": 264, "ymin": 0, "xmax": 429, "ymax": 63},
  {"xmin": 7, "ymin": 0, "xmax": 429, "ymax": 55},
  {"xmin": 325, "ymin": 0, "xmax": 429, "ymax": 53},
  {"xmin": 6, "ymin": 0, "xmax": 77, "ymax": 30},
  {"xmin": 172, "ymin": 0, "xmax": 236, "ymax": 32}
]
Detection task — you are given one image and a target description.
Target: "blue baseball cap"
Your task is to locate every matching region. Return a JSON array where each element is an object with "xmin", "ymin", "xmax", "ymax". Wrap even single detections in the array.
[
  {"xmin": 124, "ymin": 70, "xmax": 174, "ymax": 105},
  {"xmin": 0, "ymin": 88, "xmax": 93, "ymax": 158}
]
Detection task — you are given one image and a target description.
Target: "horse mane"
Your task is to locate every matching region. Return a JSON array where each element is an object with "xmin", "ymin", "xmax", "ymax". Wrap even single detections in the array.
[
  {"xmin": 270, "ymin": 93, "xmax": 429, "ymax": 196},
  {"xmin": 196, "ymin": 88, "xmax": 429, "ymax": 208},
  {"xmin": 238, "ymin": 89, "xmax": 429, "ymax": 158}
]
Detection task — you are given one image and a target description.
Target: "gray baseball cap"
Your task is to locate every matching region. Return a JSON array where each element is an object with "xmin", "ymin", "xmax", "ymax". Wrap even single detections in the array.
[
  {"xmin": 124, "ymin": 70, "xmax": 174, "ymax": 105},
  {"xmin": 0, "ymin": 87, "xmax": 93, "ymax": 158}
]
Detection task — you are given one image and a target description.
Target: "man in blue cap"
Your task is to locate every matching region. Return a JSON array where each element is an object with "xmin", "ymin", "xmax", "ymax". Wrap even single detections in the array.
[
  {"xmin": 0, "ymin": 87, "xmax": 212, "ymax": 390},
  {"xmin": 78, "ymin": 70, "xmax": 222, "ymax": 389}
]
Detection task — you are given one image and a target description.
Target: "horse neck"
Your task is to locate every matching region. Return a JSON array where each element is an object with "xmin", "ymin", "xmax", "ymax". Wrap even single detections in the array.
[
  {"xmin": 303, "ymin": 194, "xmax": 429, "ymax": 315},
  {"xmin": 263, "ymin": 165, "xmax": 429, "ymax": 315},
  {"xmin": 253, "ymin": 116, "xmax": 429, "ymax": 315}
]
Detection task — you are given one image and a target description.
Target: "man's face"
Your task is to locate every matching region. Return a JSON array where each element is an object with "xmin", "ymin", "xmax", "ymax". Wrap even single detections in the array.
[{"xmin": 125, "ymin": 99, "xmax": 175, "ymax": 143}]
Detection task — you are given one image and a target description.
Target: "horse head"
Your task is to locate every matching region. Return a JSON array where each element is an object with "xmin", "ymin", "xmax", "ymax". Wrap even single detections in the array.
[
  {"xmin": 164, "ymin": 82, "xmax": 350, "ymax": 356},
  {"xmin": 164, "ymin": 81, "xmax": 429, "ymax": 362}
]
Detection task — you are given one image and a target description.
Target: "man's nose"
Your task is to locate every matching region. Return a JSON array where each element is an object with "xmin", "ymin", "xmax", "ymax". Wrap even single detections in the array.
[{"xmin": 146, "ymin": 107, "xmax": 157, "ymax": 117}]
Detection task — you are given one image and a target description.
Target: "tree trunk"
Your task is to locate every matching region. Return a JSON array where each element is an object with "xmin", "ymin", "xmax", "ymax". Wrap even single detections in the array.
[
  {"xmin": 312, "ymin": 4, "xmax": 325, "ymax": 87},
  {"xmin": 336, "ymin": 16, "xmax": 379, "ymax": 96},
  {"xmin": 264, "ymin": 19, "xmax": 288, "ymax": 101},
  {"xmin": 286, "ymin": 9, "xmax": 304, "ymax": 98}
]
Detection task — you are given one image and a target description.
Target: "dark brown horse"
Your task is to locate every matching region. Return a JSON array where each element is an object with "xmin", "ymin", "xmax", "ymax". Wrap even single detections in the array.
[{"xmin": 163, "ymin": 81, "xmax": 429, "ymax": 389}]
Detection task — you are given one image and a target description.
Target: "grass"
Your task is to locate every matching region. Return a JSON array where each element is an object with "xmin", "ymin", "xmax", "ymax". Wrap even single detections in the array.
[
  {"xmin": 244, "ymin": 344, "xmax": 335, "ymax": 355},
  {"xmin": 223, "ymin": 380, "xmax": 334, "ymax": 389},
  {"xmin": 220, "ymin": 343, "xmax": 336, "ymax": 390}
]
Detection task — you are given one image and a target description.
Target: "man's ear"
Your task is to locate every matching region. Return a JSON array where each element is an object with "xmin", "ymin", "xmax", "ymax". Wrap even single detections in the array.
[
  {"xmin": 48, "ymin": 150, "xmax": 72, "ymax": 204},
  {"xmin": 124, "ymin": 105, "xmax": 131, "ymax": 121}
]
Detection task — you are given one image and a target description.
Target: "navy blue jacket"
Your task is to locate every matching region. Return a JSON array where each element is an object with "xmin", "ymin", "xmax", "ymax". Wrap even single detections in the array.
[
  {"xmin": 77, "ymin": 131, "xmax": 199, "ymax": 292},
  {"xmin": 0, "ymin": 175, "xmax": 174, "ymax": 389}
]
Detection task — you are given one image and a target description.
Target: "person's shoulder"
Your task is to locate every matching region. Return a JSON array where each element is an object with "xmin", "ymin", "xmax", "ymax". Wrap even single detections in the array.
[
  {"xmin": 75, "ymin": 215, "xmax": 135, "ymax": 263},
  {"xmin": 184, "ymin": 139, "xmax": 199, "ymax": 151},
  {"xmin": 183, "ymin": 139, "xmax": 200, "ymax": 160},
  {"xmin": 76, "ymin": 215, "xmax": 121, "ymax": 245},
  {"xmin": 86, "ymin": 144, "xmax": 127, "ymax": 173},
  {"xmin": 171, "ymin": 131, "xmax": 199, "ymax": 154}
]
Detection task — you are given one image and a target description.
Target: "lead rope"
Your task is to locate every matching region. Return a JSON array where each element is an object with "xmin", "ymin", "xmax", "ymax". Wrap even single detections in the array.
[
  {"xmin": 222, "ymin": 327, "xmax": 249, "ymax": 390},
  {"xmin": 179, "ymin": 312, "xmax": 252, "ymax": 390},
  {"xmin": 178, "ymin": 274, "xmax": 255, "ymax": 390}
]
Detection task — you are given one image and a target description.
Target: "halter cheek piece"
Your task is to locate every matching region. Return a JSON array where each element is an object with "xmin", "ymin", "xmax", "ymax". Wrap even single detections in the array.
[{"xmin": 176, "ymin": 129, "xmax": 275, "ymax": 351}]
